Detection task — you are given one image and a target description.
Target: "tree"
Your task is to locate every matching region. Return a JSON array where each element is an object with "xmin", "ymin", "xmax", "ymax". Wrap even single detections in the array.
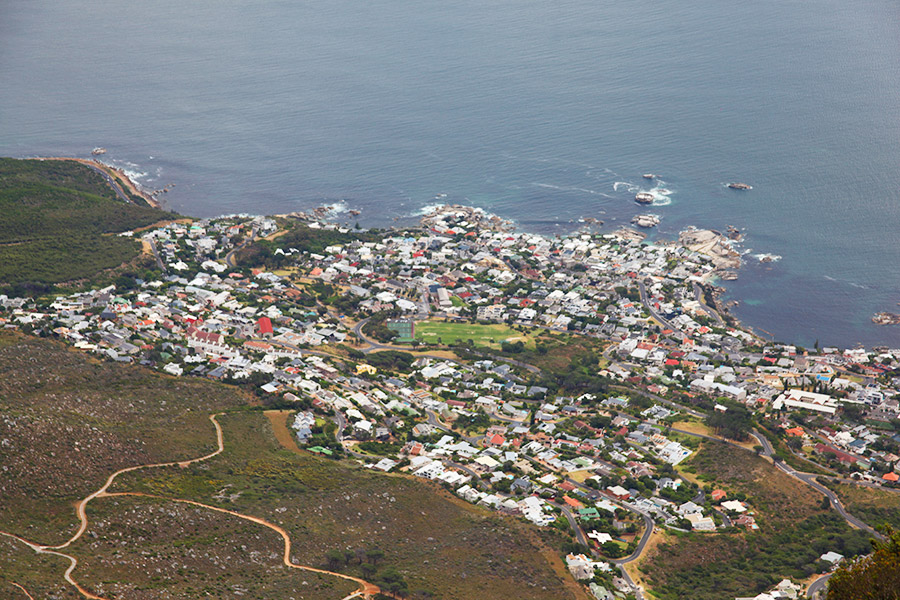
[
  {"xmin": 827, "ymin": 527, "xmax": 900, "ymax": 599},
  {"xmin": 601, "ymin": 541, "xmax": 625, "ymax": 558},
  {"xmin": 706, "ymin": 401, "xmax": 753, "ymax": 441},
  {"xmin": 376, "ymin": 567, "xmax": 409, "ymax": 597},
  {"xmin": 325, "ymin": 548, "xmax": 346, "ymax": 569},
  {"xmin": 366, "ymin": 547, "xmax": 385, "ymax": 564}
]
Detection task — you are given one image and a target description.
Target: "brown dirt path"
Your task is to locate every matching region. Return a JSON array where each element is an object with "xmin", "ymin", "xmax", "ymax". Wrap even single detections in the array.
[
  {"xmin": 0, "ymin": 411, "xmax": 382, "ymax": 599},
  {"xmin": 9, "ymin": 582, "xmax": 36, "ymax": 600},
  {"xmin": 104, "ymin": 492, "xmax": 379, "ymax": 599}
]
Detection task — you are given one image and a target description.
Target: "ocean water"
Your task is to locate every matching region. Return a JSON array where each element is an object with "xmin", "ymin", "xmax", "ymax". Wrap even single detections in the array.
[{"xmin": 1, "ymin": 0, "xmax": 899, "ymax": 348}]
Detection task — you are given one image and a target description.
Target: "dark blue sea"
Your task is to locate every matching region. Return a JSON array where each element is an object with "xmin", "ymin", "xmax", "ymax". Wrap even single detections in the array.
[{"xmin": 2, "ymin": 0, "xmax": 899, "ymax": 348}]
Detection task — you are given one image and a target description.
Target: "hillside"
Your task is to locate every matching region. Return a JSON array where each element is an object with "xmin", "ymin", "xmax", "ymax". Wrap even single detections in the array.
[
  {"xmin": 640, "ymin": 442, "xmax": 873, "ymax": 600},
  {"xmin": 0, "ymin": 331, "xmax": 580, "ymax": 600},
  {"xmin": 0, "ymin": 158, "xmax": 176, "ymax": 292}
]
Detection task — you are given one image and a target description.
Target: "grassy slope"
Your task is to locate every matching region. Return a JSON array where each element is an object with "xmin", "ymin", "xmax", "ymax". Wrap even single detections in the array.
[
  {"xmin": 115, "ymin": 411, "xmax": 581, "ymax": 600},
  {"xmin": 0, "ymin": 331, "xmax": 580, "ymax": 599},
  {"xmin": 0, "ymin": 331, "xmax": 248, "ymax": 544},
  {"xmin": 70, "ymin": 495, "xmax": 357, "ymax": 600},
  {"xmin": 826, "ymin": 481, "xmax": 900, "ymax": 531},
  {"xmin": 498, "ymin": 332, "xmax": 607, "ymax": 373},
  {"xmin": 0, "ymin": 158, "xmax": 174, "ymax": 286},
  {"xmin": 641, "ymin": 442, "xmax": 872, "ymax": 600}
]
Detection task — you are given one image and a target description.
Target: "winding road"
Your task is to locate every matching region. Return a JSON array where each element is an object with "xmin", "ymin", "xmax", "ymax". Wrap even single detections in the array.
[
  {"xmin": 638, "ymin": 281, "xmax": 687, "ymax": 342},
  {"xmin": 692, "ymin": 281, "xmax": 725, "ymax": 327},
  {"xmin": 752, "ymin": 432, "xmax": 882, "ymax": 540}
]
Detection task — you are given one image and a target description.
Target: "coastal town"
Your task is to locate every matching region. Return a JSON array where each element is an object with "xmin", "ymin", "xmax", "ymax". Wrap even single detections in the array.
[{"xmin": 3, "ymin": 204, "xmax": 900, "ymax": 600}]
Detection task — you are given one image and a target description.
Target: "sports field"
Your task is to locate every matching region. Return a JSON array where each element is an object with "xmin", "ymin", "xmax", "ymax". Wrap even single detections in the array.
[{"xmin": 414, "ymin": 320, "xmax": 535, "ymax": 349}]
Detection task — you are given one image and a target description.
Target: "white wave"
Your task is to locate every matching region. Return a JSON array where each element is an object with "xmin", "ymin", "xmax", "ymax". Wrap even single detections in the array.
[
  {"xmin": 614, "ymin": 180, "xmax": 674, "ymax": 205},
  {"xmin": 645, "ymin": 186, "xmax": 674, "ymax": 206},
  {"xmin": 753, "ymin": 253, "xmax": 782, "ymax": 262},
  {"xmin": 531, "ymin": 182, "xmax": 613, "ymax": 198},
  {"xmin": 105, "ymin": 159, "xmax": 149, "ymax": 182},
  {"xmin": 614, "ymin": 181, "xmax": 639, "ymax": 193},
  {"xmin": 824, "ymin": 275, "xmax": 870, "ymax": 290},
  {"xmin": 321, "ymin": 200, "xmax": 350, "ymax": 216},
  {"xmin": 415, "ymin": 203, "xmax": 446, "ymax": 216}
]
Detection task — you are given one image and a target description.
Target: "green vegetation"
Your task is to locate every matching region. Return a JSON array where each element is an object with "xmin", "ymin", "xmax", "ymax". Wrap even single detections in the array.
[
  {"xmin": 364, "ymin": 350, "xmax": 415, "ymax": 372},
  {"xmin": 643, "ymin": 441, "xmax": 872, "ymax": 600},
  {"xmin": 235, "ymin": 221, "xmax": 381, "ymax": 268},
  {"xmin": 115, "ymin": 412, "xmax": 580, "ymax": 600},
  {"xmin": 0, "ymin": 158, "xmax": 176, "ymax": 292},
  {"xmin": 0, "ymin": 331, "xmax": 247, "ymax": 545},
  {"xmin": 706, "ymin": 400, "xmax": 754, "ymax": 441},
  {"xmin": 827, "ymin": 527, "xmax": 900, "ymax": 600},
  {"xmin": 415, "ymin": 320, "xmax": 536, "ymax": 350},
  {"xmin": 824, "ymin": 481, "xmax": 900, "ymax": 531},
  {"xmin": 500, "ymin": 332, "xmax": 607, "ymax": 374}
]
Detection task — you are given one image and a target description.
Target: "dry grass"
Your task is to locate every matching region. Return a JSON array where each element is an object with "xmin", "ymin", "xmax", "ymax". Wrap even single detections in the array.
[
  {"xmin": 115, "ymin": 412, "xmax": 580, "ymax": 600},
  {"xmin": 0, "ymin": 331, "xmax": 247, "ymax": 544},
  {"xmin": 828, "ymin": 481, "xmax": 900, "ymax": 530},
  {"xmin": 642, "ymin": 441, "xmax": 871, "ymax": 600}
]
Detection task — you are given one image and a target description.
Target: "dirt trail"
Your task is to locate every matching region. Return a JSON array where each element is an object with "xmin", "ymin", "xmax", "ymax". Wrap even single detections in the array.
[
  {"xmin": 104, "ymin": 492, "xmax": 379, "ymax": 598},
  {"xmin": 10, "ymin": 582, "xmax": 36, "ymax": 600},
  {"xmin": 52, "ymin": 413, "xmax": 225, "ymax": 551},
  {"xmin": 0, "ymin": 412, "xmax": 380, "ymax": 600}
]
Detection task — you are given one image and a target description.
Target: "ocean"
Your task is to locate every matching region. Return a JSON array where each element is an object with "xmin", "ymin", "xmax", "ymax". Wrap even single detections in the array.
[{"xmin": 1, "ymin": 0, "xmax": 899, "ymax": 348}]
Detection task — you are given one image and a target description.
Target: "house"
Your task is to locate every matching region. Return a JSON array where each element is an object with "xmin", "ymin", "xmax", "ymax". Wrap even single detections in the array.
[
  {"xmin": 710, "ymin": 489, "xmax": 727, "ymax": 502},
  {"xmin": 257, "ymin": 317, "xmax": 274, "ymax": 337},
  {"xmin": 607, "ymin": 485, "xmax": 630, "ymax": 501},
  {"xmin": 685, "ymin": 513, "xmax": 716, "ymax": 531},
  {"xmin": 511, "ymin": 478, "xmax": 533, "ymax": 494}
]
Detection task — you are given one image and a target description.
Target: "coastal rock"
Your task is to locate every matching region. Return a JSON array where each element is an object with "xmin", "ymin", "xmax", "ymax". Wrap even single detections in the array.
[
  {"xmin": 631, "ymin": 214, "xmax": 660, "ymax": 228},
  {"xmin": 872, "ymin": 312, "xmax": 900, "ymax": 326},
  {"xmin": 678, "ymin": 227, "xmax": 742, "ymax": 270},
  {"xmin": 611, "ymin": 226, "xmax": 647, "ymax": 242},
  {"xmin": 634, "ymin": 192, "xmax": 655, "ymax": 204}
]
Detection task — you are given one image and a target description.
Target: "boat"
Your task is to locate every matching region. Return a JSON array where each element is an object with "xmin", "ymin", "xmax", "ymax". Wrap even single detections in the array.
[
  {"xmin": 727, "ymin": 182, "xmax": 752, "ymax": 190},
  {"xmin": 642, "ymin": 174, "xmax": 656, "ymax": 179},
  {"xmin": 634, "ymin": 192, "xmax": 655, "ymax": 204},
  {"xmin": 91, "ymin": 147, "xmax": 107, "ymax": 155}
]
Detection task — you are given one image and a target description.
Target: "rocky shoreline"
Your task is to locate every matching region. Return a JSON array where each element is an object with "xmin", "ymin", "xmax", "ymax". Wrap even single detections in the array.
[{"xmin": 873, "ymin": 312, "xmax": 900, "ymax": 326}]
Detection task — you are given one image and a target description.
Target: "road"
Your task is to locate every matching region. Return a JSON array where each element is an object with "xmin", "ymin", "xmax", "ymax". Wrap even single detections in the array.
[
  {"xmin": 806, "ymin": 572, "xmax": 832, "ymax": 599},
  {"xmin": 752, "ymin": 432, "xmax": 882, "ymax": 541},
  {"xmin": 609, "ymin": 384, "xmax": 705, "ymax": 419},
  {"xmin": 425, "ymin": 410, "xmax": 484, "ymax": 446},
  {"xmin": 224, "ymin": 231, "xmax": 256, "ymax": 268},
  {"xmin": 692, "ymin": 281, "xmax": 725, "ymax": 327},
  {"xmin": 560, "ymin": 505, "xmax": 590, "ymax": 547},
  {"xmin": 638, "ymin": 281, "xmax": 687, "ymax": 342},
  {"xmin": 148, "ymin": 239, "xmax": 166, "ymax": 272},
  {"xmin": 83, "ymin": 162, "xmax": 131, "ymax": 203}
]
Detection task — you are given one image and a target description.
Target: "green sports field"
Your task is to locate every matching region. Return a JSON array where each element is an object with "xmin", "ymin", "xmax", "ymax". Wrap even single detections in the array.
[{"xmin": 414, "ymin": 320, "xmax": 535, "ymax": 349}]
